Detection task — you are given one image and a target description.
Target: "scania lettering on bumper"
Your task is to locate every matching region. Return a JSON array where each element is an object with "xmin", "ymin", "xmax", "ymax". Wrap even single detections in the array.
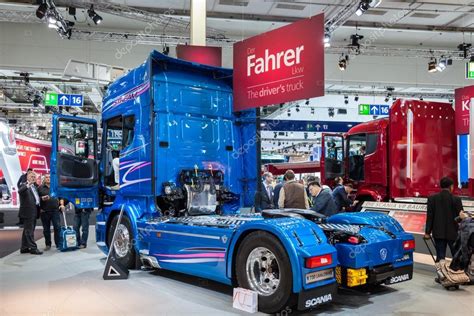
[{"xmin": 297, "ymin": 282, "xmax": 338, "ymax": 310}]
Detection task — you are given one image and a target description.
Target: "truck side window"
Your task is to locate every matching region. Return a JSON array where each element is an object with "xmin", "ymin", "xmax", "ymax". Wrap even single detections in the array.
[
  {"xmin": 366, "ymin": 133, "xmax": 378, "ymax": 155},
  {"xmin": 58, "ymin": 121, "xmax": 96, "ymax": 159},
  {"xmin": 348, "ymin": 134, "xmax": 366, "ymax": 181},
  {"xmin": 122, "ymin": 116, "xmax": 135, "ymax": 149},
  {"xmin": 324, "ymin": 135, "xmax": 344, "ymax": 180}
]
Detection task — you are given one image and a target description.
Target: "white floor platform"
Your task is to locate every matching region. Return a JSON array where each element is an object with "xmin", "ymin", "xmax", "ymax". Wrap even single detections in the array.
[{"xmin": 1, "ymin": 231, "xmax": 473, "ymax": 316}]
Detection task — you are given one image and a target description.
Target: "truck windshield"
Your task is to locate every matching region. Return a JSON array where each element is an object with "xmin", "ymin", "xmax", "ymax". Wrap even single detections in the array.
[
  {"xmin": 348, "ymin": 134, "xmax": 366, "ymax": 181},
  {"xmin": 324, "ymin": 135, "xmax": 344, "ymax": 180}
]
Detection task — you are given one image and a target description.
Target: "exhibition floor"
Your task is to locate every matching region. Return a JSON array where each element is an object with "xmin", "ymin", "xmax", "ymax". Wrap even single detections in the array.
[{"xmin": 0, "ymin": 230, "xmax": 473, "ymax": 316}]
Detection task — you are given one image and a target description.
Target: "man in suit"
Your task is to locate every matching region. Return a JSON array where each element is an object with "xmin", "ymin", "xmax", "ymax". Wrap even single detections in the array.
[
  {"xmin": 19, "ymin": 171, "xmax": 42, "ymax": 255},
  {"xmin": 332, "ymin": 183, "xmax": 355, "ymax": 213},
  {"xmin": 16, "ymin": 168, "xmax": 33, "ymax": 226},
  {"xmin": 254, "ymin": 172, "xmax": 275, "ymax": 212},
  {"xmin": 424, "ymin": 177, "xmax": 464, "ymax": 262},
  {"xmin": 308, "ymin": 181, "xmax": 337, "ymax": 216}
]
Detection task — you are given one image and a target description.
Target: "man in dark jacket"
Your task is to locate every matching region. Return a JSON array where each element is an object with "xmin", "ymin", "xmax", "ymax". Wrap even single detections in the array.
[
  {"xmin": 254, "ymin": 172, "xmax": 275, "ymax": 212},
  {"xmin": 424, "ymin": 177, "xmax": 463, "ymax": 262},
  {"xmin": 332, "ymin": 183, "xmax": 354, "ymax": 213},
  {"xmin": 308, "ymin": 181, "xmax": 337, "ymax": 216},
  {"xmin": 273, "ymin": 177, "xmax": 285, "ymax": 207},
  {"xmin": 16, "ymin": 168, "xmax": 33, "ymax": 227},
  {"xmin": 18, "ymin": 171, "xmax": 42, "ymax": 255},
  {"xmin": 38, "ymin": 173, "xmax": 60, "ymax": 250}
]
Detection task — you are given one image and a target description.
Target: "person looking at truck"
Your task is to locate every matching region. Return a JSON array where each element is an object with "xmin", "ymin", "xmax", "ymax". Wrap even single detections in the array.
[
  {"xmin": 424, "ymin": 177, "xmax": 464, "ymax": 262},
  {"xmin": 254, "ymin": 172, "xmax": 274, "ymax": 212},
  {"xmin": 273, "ymin": 175, "xmax": 285, "ymax": 207},
  {"xmin": 332, "ymin": 182, "xmax": 355, "ymax": 213},
  {"xmin": 278, "ymin": 170, "xmax": 309, "ymax": 209},
  {"xmin": 308, "ymin": 181, "xmax": 337, "ymax": 216},
  {"xmin": 38, "ymin": 174, "xmax": 60, "ymax": 251}
]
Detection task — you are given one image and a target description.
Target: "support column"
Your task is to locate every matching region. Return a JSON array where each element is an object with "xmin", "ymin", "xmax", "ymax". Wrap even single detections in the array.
[{"xmin": 190, "ymin": 0, "xmax": 206, "ymax": 46}]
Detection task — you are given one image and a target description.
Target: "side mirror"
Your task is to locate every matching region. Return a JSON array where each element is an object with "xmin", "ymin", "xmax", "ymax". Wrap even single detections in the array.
[{"xmin": 75, "ymin": 140, "xmax": 88, "ymax": 157}]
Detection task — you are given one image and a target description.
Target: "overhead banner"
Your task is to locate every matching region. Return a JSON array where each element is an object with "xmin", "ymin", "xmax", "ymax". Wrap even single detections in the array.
[
  {"xmin": 454, "ymin": 85, "xmax": 474, "ymax": 135},
  {"xmin": 233, "ymin": 13, "xmax": 324, "ymax": 111}
]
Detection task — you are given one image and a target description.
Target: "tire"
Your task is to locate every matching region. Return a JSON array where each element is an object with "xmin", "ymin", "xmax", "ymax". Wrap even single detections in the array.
[
  {"xmin": 236, "ymin": 231, "xmax": 294, "ymax": 314},
  {"xmin": 107, "ymin": 215, "xmax": 138, "ymax": 269}
]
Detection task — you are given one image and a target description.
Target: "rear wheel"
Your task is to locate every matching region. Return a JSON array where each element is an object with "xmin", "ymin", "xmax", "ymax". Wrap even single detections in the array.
[
  {"xmin": 107, "ymin": 215, "xmax": 138, "ymax": 269},
  {"xmin": 236, "ymin": 231, "xmax": 294, "ymax": 314}
]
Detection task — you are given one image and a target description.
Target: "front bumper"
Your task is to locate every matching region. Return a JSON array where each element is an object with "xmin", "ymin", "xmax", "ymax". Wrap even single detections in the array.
[
  {"xmin": 337, "ymin": 264, "xmax": 413, "ymax": 287},
  {"xmin": 297, "ymin": 281, "xmax": 338, "ymax": 310}
]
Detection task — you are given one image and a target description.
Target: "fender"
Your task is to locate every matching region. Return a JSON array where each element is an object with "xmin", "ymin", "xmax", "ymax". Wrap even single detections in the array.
[
  {"xmin": 328, "ymin": 212, "xmax": 404, "ymax": 234},
  {"xmin": 102, "ymin": 196, "xmax": 153, "ymax": 251},
  {"xmin": 226, "ymin": 217, "xmax": 335, "ymax": 293}
]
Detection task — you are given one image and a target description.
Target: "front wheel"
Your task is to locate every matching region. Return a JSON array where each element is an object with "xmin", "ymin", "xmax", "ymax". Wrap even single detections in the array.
[
  {"xmin": 107, "ymin": 215, "xmax": 138, "ymax": 269},
  {"xmin": 236, "ymin": 231, "xmax": 294, "ymax": 314}
]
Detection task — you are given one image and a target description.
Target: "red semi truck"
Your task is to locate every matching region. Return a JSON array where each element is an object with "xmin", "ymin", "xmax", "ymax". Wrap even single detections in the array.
[{"xmin": 320, "ymin": 99, "xmax": 467, "ymax": 206}]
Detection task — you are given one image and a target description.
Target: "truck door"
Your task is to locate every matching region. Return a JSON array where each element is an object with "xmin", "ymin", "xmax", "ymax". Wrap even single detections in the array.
[
  {"xmin": 321, "ymin": 133, "xmax": 345, "ymax": 185},
  {"xmin": 50, "ymin": 114, "xmax": 99, "ymax": 209}
]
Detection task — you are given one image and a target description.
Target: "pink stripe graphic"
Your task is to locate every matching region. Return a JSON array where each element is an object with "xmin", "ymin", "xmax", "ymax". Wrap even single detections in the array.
[{"xmin": 156, "ymin": 253, "xmax": 225, "ymax": 258}]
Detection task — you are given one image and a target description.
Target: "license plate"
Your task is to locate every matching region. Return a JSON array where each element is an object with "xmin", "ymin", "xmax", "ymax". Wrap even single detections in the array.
[{"xmin": 306, "ymin": 269, "xmax": 334, "ymax": 284}]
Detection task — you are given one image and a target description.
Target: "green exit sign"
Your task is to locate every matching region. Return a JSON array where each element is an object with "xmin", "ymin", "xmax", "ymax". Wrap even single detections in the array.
[
  {"xmin": 467, "ymin": 61, "xmax": 474, "ymax": 80},
  {"xmin": 359, "ymin": 104, "xmax": 370, "ymax": 115},
  {"xmin": 45, "ymin": 92, "xmax": 58, "ymax": 106}
]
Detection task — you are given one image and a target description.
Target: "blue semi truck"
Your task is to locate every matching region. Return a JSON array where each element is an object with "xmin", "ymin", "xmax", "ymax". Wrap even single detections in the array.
[{"xmin": 50, "ymin": 51, "xmax": 414, "ymax": 313}]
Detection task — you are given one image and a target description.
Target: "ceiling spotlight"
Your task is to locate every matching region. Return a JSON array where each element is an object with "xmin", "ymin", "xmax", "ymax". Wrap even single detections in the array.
[
  {"xmin": 338, "ymin": 55, "xmax": 348, "ymax": 71},
  {"xmin": 458, "ymin": 42, "xmax": 472, "ymax": 59},
  {"xmin": 428, "ymin": 58, "xmax": 437, "ymax": 73},
  {"xmin": 88, "ymin": 5, "xmax": 103, "ymax": 25},
  {"xmin": 305, "ymin": 99, "xmax": 310, "ymax": 105},
  {"xmin": 354, "ymin": 95, "xmax": 359, "ymax": 102},
  {"xmin": 324, "ymin": 33, "xmax": 331, "ymax": 48},
  {"xmin": 420, "ymin": 96, "xmax": 424, "ymax": 101},
  {"xmin": 36, "ymin": 2, "xmax": 47, "ymax": 19},
  {"xmin": 350, "ymin": 34, "xmax": 364, "ymax": 51},
  {"xmin": 311, "ymin": 107, "xmax": 315, "ymax": 115},
  {"xmin": 436, "ymin": 58, "xmax": 447, "ymax": 72},
  {"xmin": 328, "ymin": 107, "xmax": 335, "ymax": 118},
  {"xmin": 356, "ymin": 0, "xmax": 370, "ymax": 16},
  {"xmin": 384, "ymin": 96, "xmax": 389, "ymax": 102}
]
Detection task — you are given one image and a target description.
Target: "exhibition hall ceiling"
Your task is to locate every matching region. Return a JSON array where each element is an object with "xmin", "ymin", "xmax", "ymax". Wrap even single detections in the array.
[{"xmin": 0, "ymin": 0, "xmax": 472, "ymax": 124}]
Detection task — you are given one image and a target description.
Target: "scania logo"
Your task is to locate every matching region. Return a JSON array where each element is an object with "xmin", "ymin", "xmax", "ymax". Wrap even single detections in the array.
[
  {"xmin": 305, "ymin": 294, "xmax": 332, "ymax": 308},
  {"xmin": 390, "ymin": 274, "xmax": 410, "ymax": 284},
  {"xmin": 380, "ymin": 248, "xmax": 388, "ymax": 260},
  {"xmin": 221, "ymin": 235, "xmax": 228, "ymax": 243}
]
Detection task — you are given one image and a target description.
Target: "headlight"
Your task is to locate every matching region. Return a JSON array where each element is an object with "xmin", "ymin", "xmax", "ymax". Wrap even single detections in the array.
[{"xmin": 164, "ymin": 185, "xmax": 173, "ymax": 195}]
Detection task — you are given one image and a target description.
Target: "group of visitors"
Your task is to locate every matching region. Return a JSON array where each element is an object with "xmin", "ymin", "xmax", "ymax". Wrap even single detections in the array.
[
  {"xmin": 254, "ymin": 171, "xmax": 356, "ymax": 216},
  {"xmin": 255, "ymin": 171, "xmax": 468, "ymax": 267},
  {"xmin": 17, "ymin": 169, "xmax": 91, "ymax": 255}
]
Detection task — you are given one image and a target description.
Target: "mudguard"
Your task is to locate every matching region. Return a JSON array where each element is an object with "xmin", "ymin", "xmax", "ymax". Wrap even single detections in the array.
[
  {"xmin": 327, "ymin": 211, "xmax": 404, "ymax": 234},
  {"xmin": 96, "ymin": 196, "xmax": 154, "ymax": 254},
  {"xmin": 227, "ymin": 217, "xmax": 338, "ymax": 293}
]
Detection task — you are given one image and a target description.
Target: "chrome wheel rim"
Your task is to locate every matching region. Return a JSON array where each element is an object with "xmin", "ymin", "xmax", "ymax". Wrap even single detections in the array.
[
  {"xmin": 246, "ymin": 247, "xmax": 280, "ymax": 296},
  {"xmin": 113, "ymin": 223, "xmax": 130, "ymax": 258}
]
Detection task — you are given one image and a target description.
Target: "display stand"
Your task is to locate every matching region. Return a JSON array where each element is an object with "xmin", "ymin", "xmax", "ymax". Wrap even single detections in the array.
[{"xmin": 103, "ymin": 206, "xmax": 129, "ymax": 280}]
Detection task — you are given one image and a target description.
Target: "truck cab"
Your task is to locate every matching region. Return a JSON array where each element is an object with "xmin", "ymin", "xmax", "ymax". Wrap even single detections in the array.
[{"xmin": 321, "ymin": 99, "xmax": 457, "ymax": 204}]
